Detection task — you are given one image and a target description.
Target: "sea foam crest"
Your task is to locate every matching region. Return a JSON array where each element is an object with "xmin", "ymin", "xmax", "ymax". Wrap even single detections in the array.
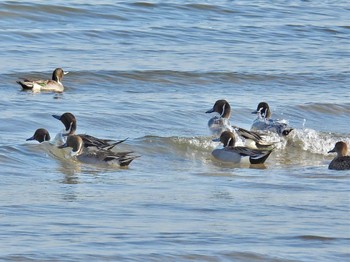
[{"xmin": 288, "ymin": 128, "xmax": 350, "ymax": 155}]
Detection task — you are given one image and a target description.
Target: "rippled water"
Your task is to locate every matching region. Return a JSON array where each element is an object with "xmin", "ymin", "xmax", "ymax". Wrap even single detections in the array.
[{"xmin": 0, "ymin": 1, "xmax": 349, "ymax": 261}]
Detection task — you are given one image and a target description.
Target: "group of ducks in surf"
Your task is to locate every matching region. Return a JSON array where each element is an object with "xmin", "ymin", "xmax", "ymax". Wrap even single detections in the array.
[
  {"xmin": 19, "ymin": 68, "xmax": 350, "ymax": 171},
  {"xmin": 27, "ymin": 112, "xmax": 139, "ymax": 167}
]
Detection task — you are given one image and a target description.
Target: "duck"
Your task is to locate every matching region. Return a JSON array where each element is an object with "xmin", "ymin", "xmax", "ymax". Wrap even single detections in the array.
[
  {"xmin": 26, "ymin": 128, "xmax": 51, "ymax": 143},
  {"xmin": 26, "ymin": 128, "xmax": 69, "ymax": 159},
  {"xmin": 212, "ymin": 131, "xmax": 273, "ymax": 164},
  {"xmin": 328, "ymin": 141, "xmax": 350, "ymax": 170},
  {"xmin": 206, "ymin": 99, "xmax": 232, "ymax": 136},
  {"xmin": 58, "ymin": 135, "xmax": 138, "ymax": 167},
  {"xmin": 206, "ymin": 99, "xmax": 274, "ymax": 149},
  {"xmin": 16, "ymin": 68, "xmax": 68, "ymax": 92},
  {"xmin": 251, "ymin": 102, "xmax": 293, "ymax": 136},
  {"xmin": 52, "ymin": 112, "xmax": 126, "ymax": 149}
]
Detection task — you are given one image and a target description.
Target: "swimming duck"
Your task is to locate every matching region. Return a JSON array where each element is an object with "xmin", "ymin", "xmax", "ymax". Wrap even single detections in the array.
[
  {"xmin": 16, "ymin": 68, "xmax": 68, "ymax": 92},
  {"xmin": 212, "ymin": 131, "xmax": 273, "ymax": 164},
  {"xmin": 251, "ymin": 102, "xmax": 293, "ymax": 136},
  {"xmin": 52, "ymin": 112, "xmax": 125, "ymax": 149},
  {"xmin": 26, "ymin": 128, "xmax": 51, "ymax": 143},
  {"xmin": 26, "ymin": 128, "xmax": 69, "ymax": 159},
  {"xmin": 206, "ymin": 99, "xmax": 232, "ymax": 136},
  {"xmin": 328, "ymin": 141, "xmax": 350, "ymax": 170},
  {"xmin": 206, "ymin": 99, "xmax": 274, "ymax": 149},
  {"xmin": 58, "ymin": 135, "xmax": 138, "ymax": 167}
]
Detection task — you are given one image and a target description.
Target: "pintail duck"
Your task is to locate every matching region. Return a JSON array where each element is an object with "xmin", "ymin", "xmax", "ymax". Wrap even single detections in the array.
[
  {"xmin": 26, "ymin": 128, "xmax": 51, "ymax": 143},
  {"xmin": 17, "ymin": 68, "xmax": 68, "ymax": 92},
  {"xmin": 59, "ymin": 135, "xmax": 138, "ymax": 167},
  {"xmin": 52, "ymin": 112, "xmax": 126, "ymax": 149},
  {"xmin": 212, "ymin": 131, "xmax": 273, "ymax": 164},
  {"xmin": 328, "ymin": 141, "xmax": 350, "ymax": 170},
  {"xmin": 206, "ymin": 99, "xmax": 274, "ymax": 149},
  {"xmin": 251, "ymin": 102, "xmax": 293, "ymax": 136},
  {"xmin": 206, "ymin": 99, "xmax": 232, "ymax": 136},
  {"xmin": 26, "ymin": 128, "xmax": 76, "ymax": 160}
]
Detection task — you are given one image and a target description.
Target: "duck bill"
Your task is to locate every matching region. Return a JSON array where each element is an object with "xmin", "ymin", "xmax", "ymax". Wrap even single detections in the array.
[
  {"xmin": 251, "ymin": 110, "xmax": 258, "ymax": 114},
  {"xmin": 26, "ymin": 136, "xmax": 35, "ymax": 141},
  {"xmin": 328, "ymin": 148, "xmax": 336, "ymax": 153},
  {"xmin": 52, "ymin": 114, "xmax": 61, "ymax": 120},
  {"xmin": 212, "ymin": 138, "xmax": 220, "ymax": 142},
  {"xmin": 206, "ymin": 108, "xmax": 214, "ymax": 113}
]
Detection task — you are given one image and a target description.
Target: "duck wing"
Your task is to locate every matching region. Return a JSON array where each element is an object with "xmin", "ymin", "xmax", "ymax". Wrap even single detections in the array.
[
  {"xmin": 232, "ymin": 125, "xmax": 275, "ymax": 149},
  {"xmin": 16, "ymin": 79, "xmax": 49, "ymax": 90},
  {"xmin": 79, "ymin": 134, "xmax": 127, "ymax": 150},
  {"xmin": 226, "ymin": 146, "xmax": 269, "ymax": 157},
  {"xmin": 102, "ymin": 151, "xmax": 140, "ymax": 167},
  {"xmin": 38, "ymin": 80, "xmax": 63, "ymax": 92},
  {"xmin": 232, "ymin": 125, "xmax": 263, "ymax": 141},
  {"xmin": 226, "ymin": 146, "xmax": 272, "ymax": 164}
]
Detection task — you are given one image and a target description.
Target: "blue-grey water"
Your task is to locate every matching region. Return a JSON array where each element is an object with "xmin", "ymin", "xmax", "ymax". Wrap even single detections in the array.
[{"xmin": 0, "ymin": 1, "xmax": 349, "ymax": 261}]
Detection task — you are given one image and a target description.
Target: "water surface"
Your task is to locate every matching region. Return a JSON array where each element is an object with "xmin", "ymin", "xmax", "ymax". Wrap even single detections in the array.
[{"xmin": 0, "ymin": 1, "xmax": 349, "ymax": 261}]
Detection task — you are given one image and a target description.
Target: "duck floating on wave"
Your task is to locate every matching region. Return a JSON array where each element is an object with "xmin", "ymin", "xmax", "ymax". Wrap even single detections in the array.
[
  {"xmin": 212, "ymin": 131, "xmax": 273, "ymax": 164},
  {"xmin": 59, "ymin": 135, "xmax": 138, "ymax": 167},
  {"xmin": 251, "ymin": 102, "xmax": 293, "ymax": 136},
  {"xmin": 26, "ymin": 128, "xmax": 51, "ymax": 143},
  {"xmin": 52, "ymin": 112, "xmax": 126, "ymax": 149},
  {"xmin": 17, "ymin": 68, "xmax": 68, "ymax": 93},
  {"xmin": 328, "ymin": 141, "xmax": 350, "ymax": 170}
]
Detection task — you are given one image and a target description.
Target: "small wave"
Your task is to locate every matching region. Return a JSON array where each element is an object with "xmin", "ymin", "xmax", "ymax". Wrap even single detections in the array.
[
  {"xmin": 170, "ymin": 136, "xmax": 216, "ymax": 151},
  {"xmin": 178, "ymin": 128, "xmax": 348, "ymax": 157},
  {"xmin": 298, "ymin": 103, "xmax": 350, "ymax": 115},
  {"xmin": 137, "ymin": 135, "xmax": 216, "ymax": 153},
  {"xmin": 6, "ymin": 69, "xmax": 349, "ymax": 86},
  {"xmin": 297, "ymin": 235, "xmax": 339, "ymax": 241},
  {"xmin": 287, "ymin": 128, "xmax": 350, "ymax": 155},
  {"xmin": 0, "ymin": 251, "xmax": 296, "ymax": 262},
  {"xmin": 136, "ymin": 128, "xmax": 349, "ymax": 159},
  {"xmin": 126, "ymin": 1, "xmax": 236, "ymax": 14},
  {"xmin": 1, "ymin": 2, "xmax": 87, "ymax": 16},
  {"xmin": 182, "ymin": 3, "xmax": 236, "ymax": 14},
  {"xmin": 0, "ymin": 2, "xmax": 126, "ymax": 22},
  {"xmin": 130, "ymin": 2, "xmax": 157, "ymax": 8},
  {"xmin": 3, "ymin": 131, "xmax": 349, "ymax": 171},
  {"xmin": 133, "ymin": 126, "xmax": 350, "ymax": 170}
]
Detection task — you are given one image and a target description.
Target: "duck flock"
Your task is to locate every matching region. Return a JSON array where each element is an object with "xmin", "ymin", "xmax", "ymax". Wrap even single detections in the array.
[{"xmin": 21, "ymin": 68, "xmax": 350, "ymax": 171}]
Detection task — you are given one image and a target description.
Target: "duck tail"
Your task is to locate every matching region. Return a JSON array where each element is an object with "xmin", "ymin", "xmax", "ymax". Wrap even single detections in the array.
[
  {"xmin": 100, "ymin": 138, "xmax": 129, "ymax": 150},
  {"xmin": 249, "ymin": 150, "xmax": 272, "ymax": 164},
  {"xmin": 16, "ymin": 81, "xmax": 33, "ymax": 90},
  {"xmin": 107, "ymin": 137, "xmax": 129, "ymax": 150},
  {"xmin": 119, "ymin": 155, "xmax": 140, "ymax": 167}
]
